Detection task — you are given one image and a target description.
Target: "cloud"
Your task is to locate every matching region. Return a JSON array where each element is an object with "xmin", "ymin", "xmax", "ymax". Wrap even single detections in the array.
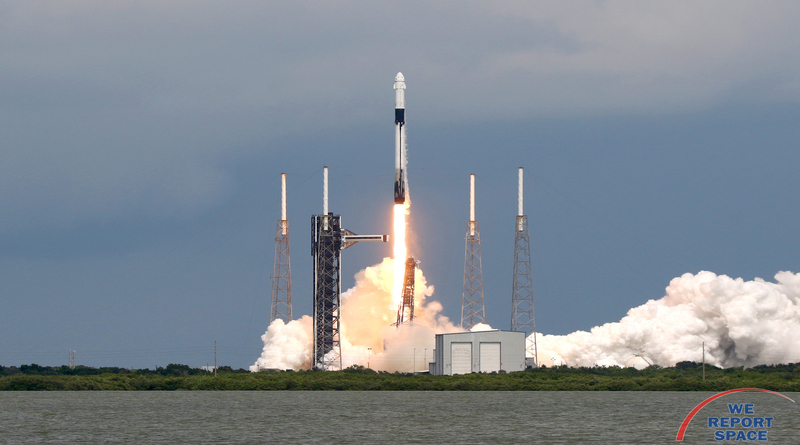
[
  {"xmin": 535, "ymin": 271, "xmax": 800, "ymax": 368},
  {"xmin": 2, "ymin": 1, "xmax": 799, "ymax": 234}
]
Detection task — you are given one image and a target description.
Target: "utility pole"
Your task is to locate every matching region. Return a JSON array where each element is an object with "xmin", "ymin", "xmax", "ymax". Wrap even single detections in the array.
[{"xmin": 214, "ymin": 340, "xmax": 217, "ymax": 378}]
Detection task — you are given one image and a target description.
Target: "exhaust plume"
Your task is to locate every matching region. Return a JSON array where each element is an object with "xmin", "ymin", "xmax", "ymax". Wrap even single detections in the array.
[
  {"xmin": 534, "ymin": 271, "xmax": 800, "ymax": 368},
  {"xmin": 250, "ymin": 316, "xmax": 313, "ymax": 371},
  {"xmin": 251, "ymin": 257, "xmax": 461, "ymax": 372}
]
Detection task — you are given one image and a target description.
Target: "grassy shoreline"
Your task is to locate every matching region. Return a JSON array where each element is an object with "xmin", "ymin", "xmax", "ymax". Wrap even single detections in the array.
[{"xmin": 3, "ymin": 362, "xmax": 800, "ymax": 391}]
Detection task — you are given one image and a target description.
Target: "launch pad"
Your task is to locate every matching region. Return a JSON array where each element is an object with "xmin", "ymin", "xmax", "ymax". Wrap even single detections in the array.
[
  {"xmin": 311, "ymin": 169, "xmax": 387, "ymax": 371},
  {"xmin": 311, "ymin": 213, "xmax": 343, "ymax": 371}
]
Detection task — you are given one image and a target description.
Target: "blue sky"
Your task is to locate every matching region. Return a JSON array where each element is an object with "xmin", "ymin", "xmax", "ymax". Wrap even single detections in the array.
[{"xmin": 2, "ymin": 1, "xmax": 800, "ymax": 369}]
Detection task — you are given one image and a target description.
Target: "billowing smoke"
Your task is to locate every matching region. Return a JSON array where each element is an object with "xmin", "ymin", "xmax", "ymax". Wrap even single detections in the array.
[
  {"xmin": 254, "ymin": 266, "xmax": 800, "ymax": 371},
  {"xmin": 251, "ymin": 257, "xmax": 461, "ymax": 372},
  {"xmin": 534, "ymin": 271, "xmax": 800, "ymax": 368},
  {"xmin": 250, "ymin": 316, "xmax": 314, "ymax": 371}
]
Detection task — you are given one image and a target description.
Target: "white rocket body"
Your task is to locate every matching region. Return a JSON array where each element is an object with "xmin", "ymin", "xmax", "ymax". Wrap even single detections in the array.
[{"xmin": 394, "ymin": 72, "xmax": 406, "ymax": 204}]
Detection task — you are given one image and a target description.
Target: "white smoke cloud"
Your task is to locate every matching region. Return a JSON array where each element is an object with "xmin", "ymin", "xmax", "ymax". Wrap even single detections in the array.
[
  {"xmin": 470, "ymin": 323, "xmax": 495, "ymax": 332},
  {"xmin": 534, "ymin": 271, "xmax": 800, "ymax": 368},
  {"xmin": 251, "ymin": 257, "xmax": 461, "ymax": 372},
  {"xmin": 250, "ymin": 316, "xmax": 313, "ymax": 371},
  {"xmin": 254, "ymin": 266, "xmax": 800, "ymax": 372}
]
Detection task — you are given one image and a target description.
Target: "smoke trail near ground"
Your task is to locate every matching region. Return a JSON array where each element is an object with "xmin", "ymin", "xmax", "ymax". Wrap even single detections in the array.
[
  {"xmin": 250, "ymin": 257, "xmax": 461, "ymax": 372},
  {"xmin": 250, "ymin": 316, "xmax": 314, "ymax": 371},
  {"xmin": 253, "ymin": 266, "xmax": 800, "ymax": 371},
  {"xmin": 533, "ymin": 271, "xmax": 800, "ymax": 368}
]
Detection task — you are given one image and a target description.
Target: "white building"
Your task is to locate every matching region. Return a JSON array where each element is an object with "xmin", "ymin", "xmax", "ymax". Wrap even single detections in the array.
[{"xmin": 429, "ymin": 330, "xmax": 526, "ymax": 375}]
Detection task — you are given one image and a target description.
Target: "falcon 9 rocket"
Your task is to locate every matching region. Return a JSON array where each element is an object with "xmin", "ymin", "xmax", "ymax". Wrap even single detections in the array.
[{"xmin": 394, "ymin": 72, "xmax": 406, "ymax": 204}]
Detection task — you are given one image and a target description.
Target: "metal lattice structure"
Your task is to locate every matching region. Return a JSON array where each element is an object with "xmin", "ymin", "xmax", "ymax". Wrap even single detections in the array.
[
  {"xmin": 461, "ymin": 221, "xmax": 485, "ymax": 330},
  {"xmin": 511, "ymin": 215, "xmax": 537, "ymax": 365},
  {"xmin": 270, "ymin": 219, "xmax": 292, "ymax": 323},
  {"xmin": 309, "ymin": 167, "xmax": 388, "ymax": 371},
  {"xmin": 311, "ymin": 213, "xmax": 343, "ymax": 371},
  {"xmin": 310, "ymin": 210, "xmax": 386, "ymax": 370},
  {"xmin": 395, "ymin": 257, "xmax": 416, "ymax": 327}
]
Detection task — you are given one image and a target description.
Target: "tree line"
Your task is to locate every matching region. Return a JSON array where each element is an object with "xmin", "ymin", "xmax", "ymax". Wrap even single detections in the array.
[
  {"xmin": 0, "ymin": 363, "xmax": 249, "ymax": 377},
  {"xmin": 2, "ymin": 362, "xmax": 799, "ymax": 391}
]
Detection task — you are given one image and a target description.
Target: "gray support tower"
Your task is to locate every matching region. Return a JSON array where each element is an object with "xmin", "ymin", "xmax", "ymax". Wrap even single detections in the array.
[
  {"xmin": 510, "ymin": 168, "xmax": 537, "ymax": 366},
  {"xmin": 461, "ymin": 174, "xmax": 485, "ymax": 330},
  {"xmin": 311, "ymin": 212, "xmax": 343, "ymax": 370},
  {"xmin": 311, "ymin": 167, "xmax": 387, "ymax": 370},
  {"xmin": 270, "ymin": 173, "xmax": 293, "ymax": 323}
]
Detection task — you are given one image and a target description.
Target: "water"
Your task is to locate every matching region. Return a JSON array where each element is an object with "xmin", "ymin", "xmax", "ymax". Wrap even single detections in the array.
[{"xmin": 1, "ymin": 391, "xmax": 798, "ymax": 444}]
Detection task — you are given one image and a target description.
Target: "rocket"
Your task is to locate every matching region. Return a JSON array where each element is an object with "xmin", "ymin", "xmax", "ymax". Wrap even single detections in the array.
[{"xmin": 394, "ymin": 72, "xmax": 406, "ymax": 204}]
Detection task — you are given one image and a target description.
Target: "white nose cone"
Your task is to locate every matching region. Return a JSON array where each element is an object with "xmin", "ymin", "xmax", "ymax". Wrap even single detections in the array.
[{"xmin": 394, "ymin": 72, "xmax": 406, "ymax": 108}]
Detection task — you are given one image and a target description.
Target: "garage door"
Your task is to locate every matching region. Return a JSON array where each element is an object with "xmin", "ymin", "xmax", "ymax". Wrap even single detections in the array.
[
  {"xmin": 451, "ymin": 342, "xmax": 472, "ymax": 375},
  {"xmin": 480, "ymin": 342, "xmax": 501, "ymax": 373}
]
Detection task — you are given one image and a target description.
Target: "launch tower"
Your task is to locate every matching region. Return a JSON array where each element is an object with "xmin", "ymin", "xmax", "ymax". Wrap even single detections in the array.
[
  {"xmin": 394, "ymin": 257, "xmax": 416, "ymax": 327},
  {"xmin": 461, "ymin": 174, "xmax": 485, "ymax": 330},
  {"xmin": 311, "ymin": 208, "xmax": 342, "ymax": 371},
  {"xmin": 270, "ymin": 173, "xmax": 293, "ymax": 323},
  {"xmin": 311, "ymin": 167, "xmax": 388, "ymax": 370},
  {"xmin": 510, "ymin": 168, "xmax": 537, "ymax": 365}
]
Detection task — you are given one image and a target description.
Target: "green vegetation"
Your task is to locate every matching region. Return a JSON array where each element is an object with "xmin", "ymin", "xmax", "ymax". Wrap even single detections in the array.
[{"xmin": 2, "ymin": 362, "xmax": 800, "ymax": 391}]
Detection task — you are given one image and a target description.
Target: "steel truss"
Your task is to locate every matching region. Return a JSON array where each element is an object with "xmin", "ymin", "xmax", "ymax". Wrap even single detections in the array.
[
  {"xmin": 511, "ymin": 215, "xmax": 537, "ymax": 365},
  {"xmin": 270, "ymin": 220, "xmax": 293, "ymax": 323},
  {"xmin": 310, "ymin": 214, "xmax": 386, "ymax": 370},
  {"xmin": 311, "ymin": 214, "xmax": 343, "ymax": 371},
  {"xmin": 395, "ymin": 257, "xmax": 416, "ymax": 327},
  {"xmin": 461, "ymin": 221, "xmax": 485, "ymax": 330}
]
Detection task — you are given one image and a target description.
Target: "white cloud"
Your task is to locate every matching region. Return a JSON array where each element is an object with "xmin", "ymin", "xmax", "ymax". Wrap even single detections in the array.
[{"xmin": 2, "ymin": 1, "xmax": 799, "ymax": 231}]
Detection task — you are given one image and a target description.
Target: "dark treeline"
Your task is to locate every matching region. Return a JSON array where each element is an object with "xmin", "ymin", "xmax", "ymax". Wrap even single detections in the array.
[
  {"xmin": 0, "ymin": 363, "xmax": 248, "ymax": 377},
  {"xmin": 2, "ymin": 362, "xmax": 800, "ymax": 391}
]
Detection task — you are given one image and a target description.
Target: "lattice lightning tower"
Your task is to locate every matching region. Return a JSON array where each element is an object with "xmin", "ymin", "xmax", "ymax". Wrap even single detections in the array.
[
  {"xmin": 510, "ymin": 167, "xmax": 537, "ymax": 365},
  {"xmin": 461, "ymin": 174, "xmax": 485, "ymax": 330},
  {"xmin": 270, "ymin": 173, "xmax": 293, "ymax": 323}
]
